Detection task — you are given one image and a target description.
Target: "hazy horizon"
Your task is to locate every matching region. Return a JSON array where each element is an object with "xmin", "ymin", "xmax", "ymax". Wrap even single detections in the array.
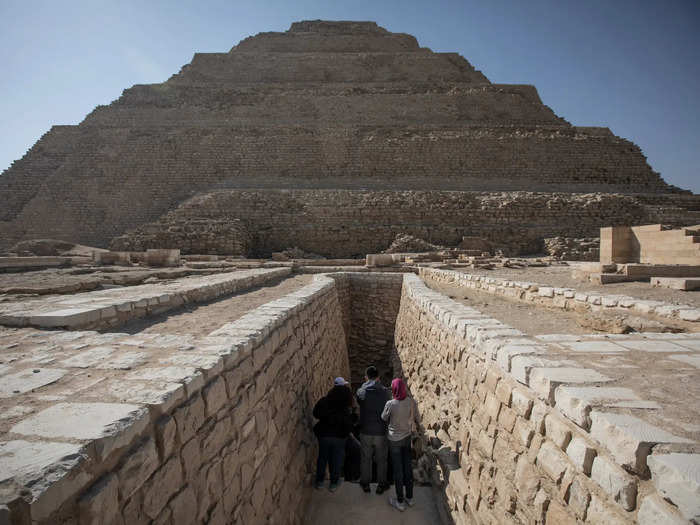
[{"xmin": 1, "ymin": 0, "xmax": 698, "ymax": 193}]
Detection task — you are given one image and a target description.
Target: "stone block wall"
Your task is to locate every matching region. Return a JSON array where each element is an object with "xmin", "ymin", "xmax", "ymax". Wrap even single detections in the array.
[
  {"xmin": 328, "ymin": 273, "xmax": 403, "ymax": 388},
  {"xmin": 601, "ymin": 224, "xmax": 700, "ymax": 265},
  {"xmin": 1, "ymin": 276, "xmax": 349, "ymax": 524},
  {"xmin": 108, "ymin": 189, "xmax": 700, "ymax": 258},
  {"xmin": 392, "ymin": 274, "xmax": 693, "ymax": 524}
]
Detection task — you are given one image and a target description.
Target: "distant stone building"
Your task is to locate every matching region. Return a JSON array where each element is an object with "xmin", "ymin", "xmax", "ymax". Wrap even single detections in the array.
[{"xmin": 1, "ymin": 20, "xmax": 698, "ymax": 256}]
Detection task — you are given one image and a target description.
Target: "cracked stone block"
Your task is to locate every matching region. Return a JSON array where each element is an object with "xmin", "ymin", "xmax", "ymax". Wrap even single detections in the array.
[
  {"xmin": 615, "ymin": 339, "xmax": 689, "ymax": 352},
  {"xmin": 590, "ymin": 455, "xmax": 637, "ymax": 511},
  {"xmin": 86, "ymin": 380, "xmax": 185, "ymax": 414},
  {"xmin": 675, "ymin": 339, "xmax": 700, "ymax": 351},
  {"xmin": 647, "ymin": 453, "xmax": 700, "ymax": 522},
  {"xmin": 535, "ymin": 441, "xmax": 570, "ymax": 483},
  {"xmin": 11, "ymin": 402, "xmax": 149, "ymax": 460},
  {"xmin": 0, "ymin": 368, "xmax": 68, "ymax": 398},
  {"xmin": 495, "ymin": 344, "xmax": 544, "ymax": 372},
  {"xmin": 98, "ymin": 352, "xmax": 148, "ymax": 370},
  {"xmin": 125, "ymin": 366, "xmax": 204, "ymax": 393},
  {"xmin": 562, "ymin": 341, "xmax": 627, "ymax": 353},
  {"xmin": 589, "ymin": 412, "xmax": 693, "ymax": 474},
  {"xmin": 60, "ymin": 346, "xmax": 114, "ymax": 368},
  {"xmin": 529, "ymin": 367, "xmax": 613, "ymax": 404},
  {"xmin": 0, "ymin": 440, "xmax": 89, "ymax": 521},
  {"xmin": 554, "ymin": 386, "xmax": 641, "ymax": 429}
]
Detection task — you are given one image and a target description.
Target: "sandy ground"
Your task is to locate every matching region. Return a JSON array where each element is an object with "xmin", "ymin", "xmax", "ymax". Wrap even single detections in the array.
[
  {"xmin": 305, "ymin": 482, "xmax": 443, "ymax": 525},
  {"xmin": 116, "ymin": 275, "xmax": 313, "ymax": 336},
  {"xmin": 427, "ymin": 280, "xmax": 594, "ymax": 335},
  {"xmin": 453, "ymin": 264, "xmax": 700, "ymax": 308}
]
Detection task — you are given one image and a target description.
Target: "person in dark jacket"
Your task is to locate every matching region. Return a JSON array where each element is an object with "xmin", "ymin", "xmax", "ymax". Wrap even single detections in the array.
[
  {"xmin": 356, "ymin": 365, "xmax": 390, "ymax": 494},
  {"xmin": 313, "ymin": 377, "xmax": 354, "ymax": 492}
]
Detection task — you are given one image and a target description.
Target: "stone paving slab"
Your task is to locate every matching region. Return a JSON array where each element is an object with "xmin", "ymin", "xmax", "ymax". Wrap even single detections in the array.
[{"xmin": 0, "ymin": 268, "xmax": 290, "ymax": 330}]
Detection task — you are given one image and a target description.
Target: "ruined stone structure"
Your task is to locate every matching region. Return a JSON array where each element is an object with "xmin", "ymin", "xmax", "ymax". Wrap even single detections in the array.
[
  {"xmin": 1, "ymin": 269, "xmax": 698, "ymax": 523},
  {"xmin": 2, "ymin": 20, "xmax": 699, "ymax": 256},
  {"xmin": 601, "ymin": 224, "xmax": 700, "ymax": 265}
]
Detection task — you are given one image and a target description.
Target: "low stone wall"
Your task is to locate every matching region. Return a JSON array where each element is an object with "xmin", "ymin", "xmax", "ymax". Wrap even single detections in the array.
[
  {"xmin": 0, "ymin": 275, "xmax": 349, "ymax": 524},
  {"xmin": 0, "ymin": 268, "xmax": 292, "ymax": 330},
  {"xmin": 394, "ymin": 274, "xmax": 696, "ymax": 524},
  {"xmin": 420, "ymin": 267, "xmax": 700, "ymax": 327}
]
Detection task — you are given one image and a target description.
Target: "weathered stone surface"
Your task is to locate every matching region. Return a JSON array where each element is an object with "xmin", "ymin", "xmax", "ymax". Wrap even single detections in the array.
[
  {"xmin": 637, "ymin": 494, "xmax": 687, "ymax": 525},
  {"xmin": 0, "ymin": 368, "xmax": 68, "ymax": 398},
  {"xmin": 529, "ymin": 367, "xmax": 613, "ymax": 404},
  {"xmin": 590, "ymin": 455, "xmax": 637, "ymax": 511},
  {"xmin": 589, "ymin": 412, "xmax": 693, "ymax": 473},
  {"xmin": 0, "ymin": 440, "xmax": 89, "ymax": 521},
  {"xmin": 554, "ymin": 386, "xmax": 641, "ymax": 429},
  {"xmin": 647, "ymin": 453, "xmax": 700, "ymax": 522},
  {"xmin": 11, "ymin": 402, "xmax": 149, "ymax": 460}
]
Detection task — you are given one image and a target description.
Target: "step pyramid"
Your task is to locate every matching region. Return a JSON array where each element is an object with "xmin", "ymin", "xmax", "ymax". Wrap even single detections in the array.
[{"xmin": 1, "ymin": 20, "xmax": 698, "ymax": 256}]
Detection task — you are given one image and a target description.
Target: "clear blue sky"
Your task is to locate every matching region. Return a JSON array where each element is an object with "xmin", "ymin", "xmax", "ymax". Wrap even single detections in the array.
[{"xmin": 1, "ymin": 0, "xmax": 698, "ymax": 192}]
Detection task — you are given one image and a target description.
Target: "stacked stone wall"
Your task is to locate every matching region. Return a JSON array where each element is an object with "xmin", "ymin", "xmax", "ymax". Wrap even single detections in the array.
[
  {"xmin": 2, "ymin": 276, "xmax": 349, "ymax": 524},
  {"xmin": 392, "ymin": 274, "xmax": 691, "ymax": 524},
  {"xmin": 84, "ymin": 84, "xmax": 566, "ymax": 128},
  {"xmin": 329, "ymin": 273, "xmax": 403, "ymax": 388},
  {"xmin": 108, "ymin": 190, "xmax": 700, "ymax": 258}
]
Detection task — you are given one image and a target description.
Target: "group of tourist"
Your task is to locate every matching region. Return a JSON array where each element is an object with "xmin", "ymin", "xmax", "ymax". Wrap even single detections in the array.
[{"xmin": 312, "ymin": 366, "xmax": 417, "ymax": 512}]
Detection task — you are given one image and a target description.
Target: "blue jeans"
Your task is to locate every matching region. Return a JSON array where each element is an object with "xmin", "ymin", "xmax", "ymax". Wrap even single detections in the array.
[
  {"xmin": 316, "ymin": 436, "xmax": 346, "ymax": 484},
  {"xmin": 389, "ymin": 436, "xmax": 413, "ymax": 502}
]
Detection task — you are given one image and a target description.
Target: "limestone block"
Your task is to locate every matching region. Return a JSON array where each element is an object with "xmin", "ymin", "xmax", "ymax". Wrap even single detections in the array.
[
  {"xmin": 117, "ymin": 438, "xmax": 159, "ymax": 500},
  {"xmin": 679, "ymin": 308, "xmax": 700, "ymax": 321},
  {"xmin": 637, "ymin": 494, "xmax": 687, "ymax": 525},
  {"xmin": 90, "ymin": 379, "xmax": 185, "ymax": 414},
  {"xmin": 535, "ymin": 441, "xmax": 570, "ymax": 484},
  {"xmin": 0, "ymin": 440, "xmax": 89, "ymax": 521},
  {"xmin": 647, "ymin": 453, "xmax": 700, "ymax": 522},
  {"xmin": 202, "ymin": 377, "xmax": 228, "ymax": 416},
  {"xmin": 585, "ymin": 494, "xmax": 631, "ymax": 525},
  {"xmin": 544, "ymin": 414, "xmax": 572, "ymax": 449},
  {"xmin": 566, "ymin": 437, "xmax": 596, "ymax": 475},
  {"xmin": 0, "ymin": 367, "xmax": 68, "ymax": 398},
  {"xmin": 589, "ymin": 412, "xmax": 693, "ymax": 474},
  {"xmin": 11, "ymin": 402, "xmax": 149, "ymax": 460},
  {"xmin": 538, "ymin": 287, "xmax": 554, "ymax": 298},
  {"xmin": 142, "ymin": 456, "xmax": 183, "ymax": 519},
  {"xmin": 29, "ymin": 308, "xmax": 100, "ymax": 328},
  {"xmin": 168, "ymin": 486, "xmax": 197, "ymax": 524},
  {"xmin": 554, "ymin": 386, "xmax": 641, "ymax": 429},
  {"xmin": 529, "ymin": 367, "xmax": 613, "ymax": 404},
  {"xmin": 513, "ymin": 417, "xmax": 535, "ymax": 448},
  {"xmin": 125, "ymin": 366, "xmax": 204, "ymax": 395},
  {"xmin": 511, "ymin": 388, "xmax": 534, "ymax": 418},
  {"xmin": 495, "ymin": 343, "xmax": 544, "ymax": 372},
  {"xmin": 173, "ymin": 395, "xmax": 207, "ymax": 443},
  {"xmin": 78, "ymin": 474, "xmax": 121, "ymax": 525},
  {"xmin": 590, "ymin": 455, "xmax": 637, "ymax": 511},
  {"xmin": 567, "ymin": 476, "xmax": 591, "ymax": 521}
]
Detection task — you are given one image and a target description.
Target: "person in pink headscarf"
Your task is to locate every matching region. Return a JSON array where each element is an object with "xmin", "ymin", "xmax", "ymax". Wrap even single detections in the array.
[{"xmin": 381, "ymin": 378, "xmax": 416, "ymax": 511}]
